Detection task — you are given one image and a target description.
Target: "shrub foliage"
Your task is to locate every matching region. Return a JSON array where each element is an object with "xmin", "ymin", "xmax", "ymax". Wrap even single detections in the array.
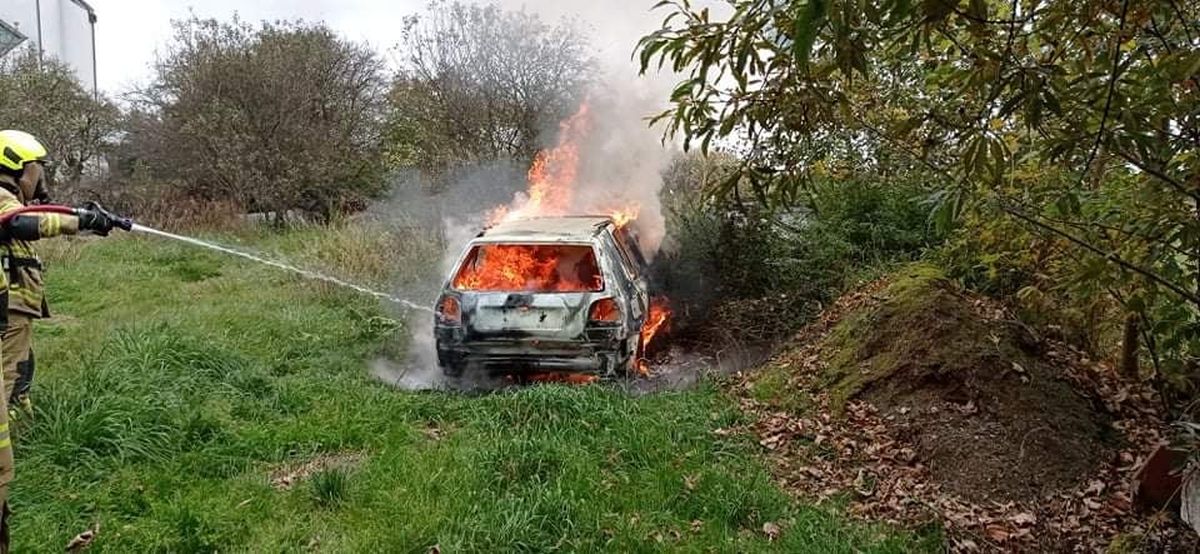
[{"xmin": 126, "ymin": 18, "xmax": 389, "ymax": 221}]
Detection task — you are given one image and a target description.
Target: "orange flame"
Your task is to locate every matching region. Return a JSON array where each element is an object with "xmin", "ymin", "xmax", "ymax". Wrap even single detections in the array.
[
  {"xmin": 490, "ymin": 102, "xmax": 642, "ymax": 227},
  {"xmin": 637, "ymin": 297, "xmax": 673, "ymax": 374},
  {"xmin": 493, "ymin": 104, "xmax": 591, "ymax": 224},
  {"xmin": 609, "ymin": 204, "xmax": 641, "ymax": 229},
  {"xmin": 453, "ymin": 244, "xmax": 602, "ymax": 292},
  {"xmin": 523, "ymin": 373, "xmax": 601, "ymax": 385}
]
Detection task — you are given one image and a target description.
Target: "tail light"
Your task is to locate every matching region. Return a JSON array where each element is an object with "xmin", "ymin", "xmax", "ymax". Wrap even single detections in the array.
[
  {"xmin": 588, "ymin": 298, "xmax": 621, "ymax": 325},
  {"xmin": 437, "ymin": 295, "xmax": 461, "ymax": 326}
]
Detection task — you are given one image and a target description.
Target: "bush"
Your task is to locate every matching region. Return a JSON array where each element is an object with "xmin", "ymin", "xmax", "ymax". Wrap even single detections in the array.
[
  {"xmin": 125, "ymin": 18, "xmax": 389, "ymax": 222},
  {"xmin": 657, "ymin": 153, "xmax": 939, "ymax": 344},
  {"xmin": 935, "ymin": 203, "xmax": 1116, "ymax": 350},
  {"xmin": 935, "ymin": 195, "xmax": 1179, "ymax": 396},
  {"xmin": 80, "ymin": 172, "xmax": 246, "ymax": 230}
]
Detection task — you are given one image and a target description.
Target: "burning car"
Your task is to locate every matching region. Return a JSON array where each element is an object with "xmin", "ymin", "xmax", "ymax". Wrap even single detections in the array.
[{"xmin": 434, "ymin": 216, "xmax": 655, "ymax": 379}]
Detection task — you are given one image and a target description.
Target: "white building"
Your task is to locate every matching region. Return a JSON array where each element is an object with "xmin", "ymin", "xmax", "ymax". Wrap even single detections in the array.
[{"xmin": 0, "ymin": 0, "xmax": 97, "ymax": 95}]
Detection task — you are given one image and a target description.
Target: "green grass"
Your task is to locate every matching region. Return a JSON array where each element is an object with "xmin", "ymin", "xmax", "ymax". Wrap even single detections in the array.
[
  {"xmin": 748, "ymin": 364, "xmax": 811, "ymax": 415},
  {"xmin": 311, "ymin": 468, "xmax": 351, "ymax": 508},
  {"xmin": 7, "ymin": 227, "xmax": 936, "ymax": 552}
]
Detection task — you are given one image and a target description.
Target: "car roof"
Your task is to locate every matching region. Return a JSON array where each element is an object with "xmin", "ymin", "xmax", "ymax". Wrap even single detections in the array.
[{"xmin": 476, "ymin": 216, "xmax": 614, "ymax": 242}]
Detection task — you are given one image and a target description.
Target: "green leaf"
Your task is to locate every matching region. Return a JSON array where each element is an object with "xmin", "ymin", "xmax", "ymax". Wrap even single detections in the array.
[
  {"xmin": 963, "ymin": 135, "xmax": 983, "ymax": 176},
  {"xmin": 893, "ymin": 115, "xmax": 924, "ymax": 137},
  {"xmin": 967, "ymin": 0, "xmax": 987, "ymax": 22},
  {"xmin": 792, "ymin": 0, "xmax": 828, "ymax": 69},
  {"xmin": 889, "ymin": 0, "xmax": 913, "ymax": 23},
  {"xmin": 1053, "ymin": 191, "xmax": 1081, "ymax": 217},
  {"xmin": 926, "ymin": 189, "xmax": 963, "ymax": 232},
  {"xmin": 922, "ymin": 0, "xmax": 957, "ymax": 21},
  {"xmin": 998, "ymin": 91, "xmax": 1026, "ymax": 117},
  {"xmin": 638, "ymin": 39, "xmax": 667, "ymax": 73},
  {"xmin": 987, "ymin": 136, "xmax": 1007, "ymax": 182},
  {"xmin": 718, "ymin": 114, "xmax": 738, "ymax": 137},
  {"xmin": 713, "ymin": 170, "xmax": 740, "ymax": 199}
]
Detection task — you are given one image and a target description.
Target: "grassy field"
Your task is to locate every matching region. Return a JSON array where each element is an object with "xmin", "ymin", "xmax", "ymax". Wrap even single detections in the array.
[{"xmin": 7, "ymin": 224, "xmax": 935, "ymax": 552}]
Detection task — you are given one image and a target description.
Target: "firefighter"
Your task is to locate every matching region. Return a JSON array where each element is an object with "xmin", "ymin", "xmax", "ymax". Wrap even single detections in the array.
[{"xmin": 0, "ymin": 130, "xmax": 117, "ymax": 551}]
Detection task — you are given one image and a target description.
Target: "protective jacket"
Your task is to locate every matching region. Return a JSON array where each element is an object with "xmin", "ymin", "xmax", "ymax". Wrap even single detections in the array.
[{"xmin": 0, "ymin": 173, "xmax": 79, "ymax": 318}]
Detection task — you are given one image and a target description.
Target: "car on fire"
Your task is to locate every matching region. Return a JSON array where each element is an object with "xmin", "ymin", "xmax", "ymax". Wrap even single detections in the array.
[{"xmin": 434, "ymin": 216, "xmax": 651, "ymax": 378}]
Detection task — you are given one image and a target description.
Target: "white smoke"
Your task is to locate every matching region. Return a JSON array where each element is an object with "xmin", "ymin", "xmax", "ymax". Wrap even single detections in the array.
[
  {"xmin": 568, "ymin": 84, "xmax": 670, "ymax": 256},
  {"xmin": 488, "ymin": 0, "xmax": 689, "ymax": 257}
]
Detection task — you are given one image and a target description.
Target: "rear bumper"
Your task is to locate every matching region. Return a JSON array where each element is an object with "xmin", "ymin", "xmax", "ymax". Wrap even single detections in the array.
[{"xmin": 435, "ymin": 326, "xmax": 625, "ymax": 375}]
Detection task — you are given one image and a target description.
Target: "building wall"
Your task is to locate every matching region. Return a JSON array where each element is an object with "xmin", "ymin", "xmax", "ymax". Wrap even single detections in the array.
[{"xmin": 0, "ymin": 0, "xmax": 97, "ymax": 93}]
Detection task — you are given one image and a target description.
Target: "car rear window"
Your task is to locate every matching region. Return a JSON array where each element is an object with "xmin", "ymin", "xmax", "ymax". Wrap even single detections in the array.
[{"xmin": 452, "ymin": 243, "xmax": 604, "ymax": 292}]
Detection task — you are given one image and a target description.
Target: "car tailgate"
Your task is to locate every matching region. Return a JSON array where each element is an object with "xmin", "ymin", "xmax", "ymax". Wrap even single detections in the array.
[{"xmin": 469, "ymin": 292, "xmax": 588, "ymax": 335}]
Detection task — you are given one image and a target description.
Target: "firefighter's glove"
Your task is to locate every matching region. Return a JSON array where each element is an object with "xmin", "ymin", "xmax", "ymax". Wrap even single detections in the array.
[
  {"xmin": 10, "ymin": 395, "xmax": 31, "ymax": 421},
  {"xmin": 7, "ymin": 397, "xmax": 29, "ymax": 424},
  {"xmin": 76, "ymin": 208, "xmax": 116, "ymax": 236}
]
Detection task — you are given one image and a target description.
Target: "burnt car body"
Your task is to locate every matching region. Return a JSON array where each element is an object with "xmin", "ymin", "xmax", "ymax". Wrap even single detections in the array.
[{"xmin": 434, "ymin": 216, "xmax": 650, "ymax": 378}]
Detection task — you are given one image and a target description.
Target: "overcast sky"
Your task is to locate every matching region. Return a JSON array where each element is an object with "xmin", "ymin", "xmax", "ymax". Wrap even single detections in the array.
[{"xmin": 88, "ymin": 0, "xmax": 681, "ymax": 94}]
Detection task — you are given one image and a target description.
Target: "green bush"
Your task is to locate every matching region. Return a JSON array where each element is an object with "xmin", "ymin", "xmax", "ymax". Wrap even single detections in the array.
[{"xmin": 657, "ymin": 164, "xmax": 939, "ymax": 343}]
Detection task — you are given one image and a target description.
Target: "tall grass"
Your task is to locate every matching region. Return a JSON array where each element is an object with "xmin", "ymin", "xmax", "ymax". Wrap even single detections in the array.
[{"xmin": 311, "ymin": 468, "xmax": 351, "ymax": 507}]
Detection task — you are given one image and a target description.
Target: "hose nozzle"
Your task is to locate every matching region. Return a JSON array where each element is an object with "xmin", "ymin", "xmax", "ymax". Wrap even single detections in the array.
[{"xmin": 80, "ymin": 201, "xmax": 133, "ymax": 232}]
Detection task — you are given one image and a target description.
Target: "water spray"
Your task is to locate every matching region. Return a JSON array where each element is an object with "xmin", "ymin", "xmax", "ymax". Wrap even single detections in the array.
[
  {"xmin": 3, "ymin": 203, "xmax": 432, "ymax": 313},
  {"xmin": 128, "ymin": 224, "xmax": 432, "ymax": 313}
]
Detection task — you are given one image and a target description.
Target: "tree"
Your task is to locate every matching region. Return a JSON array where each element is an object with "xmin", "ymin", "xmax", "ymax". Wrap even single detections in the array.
[
  {"xmin": 640, "ymin": 1, "xmax": 1200, "ymax": 380},
  {"xmin": 387, "ymin": 1, "xmax": 595, "ymax": 183},
  {"xmin": 129, "ymin": 18, "xmax": 389, "ymax": 221},
  {"xmin": 0, "ymin": 47, "xmax": 119, "ymax": 183}
]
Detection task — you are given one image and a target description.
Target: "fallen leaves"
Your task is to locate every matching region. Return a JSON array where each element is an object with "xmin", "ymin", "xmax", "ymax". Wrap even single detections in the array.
[
  {"xmin": 269, "ymin": 452, "xmax": 366, "ymax": 491},
  {"xmin": 1009, "ymin": 512, "xmax": 1037, "ymax": 526},
  {"xmin": 761, "ymin": 521, "xmax": 781, "ymax": 541},
  {"xmin": 984, "ymin": 523, "xmax": 1011, "ymax": 543},
  {"xmin": 731, "ymin": 275, "xmax": 1196, "ymax": 552},
  {"xmin": 421, "ymin": 426, "xmax": 444, "ymax": 441},
  {"xmin": 65, "ymin": 522, "xmax": 99, "ymax": 552}
]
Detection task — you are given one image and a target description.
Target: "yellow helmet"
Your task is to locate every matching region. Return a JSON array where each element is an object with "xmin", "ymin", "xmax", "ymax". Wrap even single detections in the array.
[{"xmin": 0, "ymin": 130, "xmax": 48, "ymax": 172}]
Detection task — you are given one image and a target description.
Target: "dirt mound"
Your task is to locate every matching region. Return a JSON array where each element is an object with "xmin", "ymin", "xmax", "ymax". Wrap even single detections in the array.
[
  {"xmin": 737, "ymin": 265, "xmax": 1189, "ymax": 550},
  {"xmin": 817, "ymin": 266, "xmax": 1111, "ymax": 502}
]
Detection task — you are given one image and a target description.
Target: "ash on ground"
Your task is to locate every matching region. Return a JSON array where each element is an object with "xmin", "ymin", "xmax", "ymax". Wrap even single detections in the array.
[
  {"xmin": 623, "ymin": 344, "xmax": 775, "ymax": 395},
  {"xmin": 370, "ymin": 328, "xmax": 774, "ymax": 394},
  {"xmin": 370, "ymin": 357, "xmax": 447, "ymax": 391}
]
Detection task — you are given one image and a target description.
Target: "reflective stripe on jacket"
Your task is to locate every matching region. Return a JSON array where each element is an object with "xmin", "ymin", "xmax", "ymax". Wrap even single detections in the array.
[{"xmin": 0, "ymin": 174, "xmax": 77, "ymax": 318}]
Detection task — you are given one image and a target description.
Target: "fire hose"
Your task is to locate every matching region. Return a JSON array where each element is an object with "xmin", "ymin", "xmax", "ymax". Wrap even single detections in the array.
[
  {"xmin": 0, "ymin": 202, "xmax": 133, "ymax": 232},
  {"xmin": 0, "ymin": 202, "xmax": 437, "ymax": 313}
]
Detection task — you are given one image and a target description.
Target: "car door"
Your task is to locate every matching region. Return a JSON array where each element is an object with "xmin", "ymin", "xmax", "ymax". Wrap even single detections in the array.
[{"xmin": 600, "ymin": 230, "xmax": 648, "ymax": 322}]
